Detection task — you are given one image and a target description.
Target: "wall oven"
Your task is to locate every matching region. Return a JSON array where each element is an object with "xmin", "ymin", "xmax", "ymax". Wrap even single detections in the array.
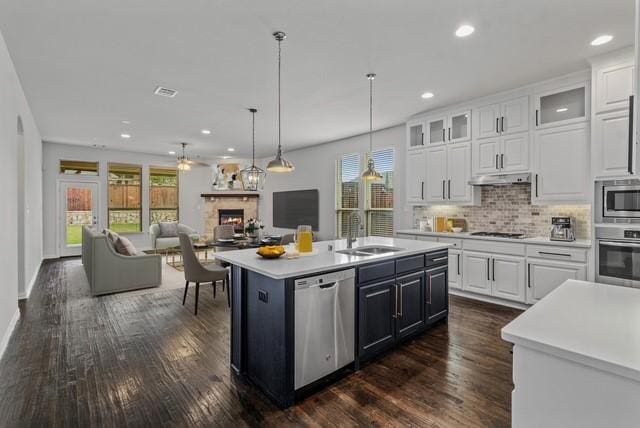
[
  {"xmin": 596, "ymin": 226, "xmax": 640, "ymax": 288},
  {"xmin": 595, "ymin": 179, "xmax": 640, "ymax": 223}
]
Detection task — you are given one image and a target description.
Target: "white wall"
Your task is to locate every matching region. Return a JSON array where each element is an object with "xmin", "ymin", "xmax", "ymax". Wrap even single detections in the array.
[
  {"xmin": 258, "ymin": 124, "xmax": 411, "ymax": 240},
  {"xmin": 0, "ymin": 30, "xmax": 43, "ymax": 356},
  {"xmin": 42, "ymin": 142, "xmax": 217, "ymax": 255}
]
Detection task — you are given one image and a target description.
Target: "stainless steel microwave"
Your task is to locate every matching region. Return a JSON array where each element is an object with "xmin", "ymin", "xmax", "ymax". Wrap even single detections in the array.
[{"xmin": 596, "ymin": 179, "xmax": 640, "ymax": 223}]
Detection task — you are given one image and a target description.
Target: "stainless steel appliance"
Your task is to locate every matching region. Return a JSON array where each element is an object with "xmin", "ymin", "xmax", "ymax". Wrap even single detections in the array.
[
  {"xmin": 468, "ymin": 172, "xmax": 531, "ymax": 186},
  {"xmin": 294, "ymin": 269, "xmax": 355, "ymax": 389},
  {"xmin": 470, "ymin": 231, "xmax": 525, "ymax": 239},
  {"xmin": 595, "ymin": 179, "xmax": 640, "ymax": 223},
  {"xmin": 550, "ymin": 217, "xmax": 576, "ymax": 241},
  {"xmin": 596, "ymin": 226, "xmax": 640, "ymax": 288}
]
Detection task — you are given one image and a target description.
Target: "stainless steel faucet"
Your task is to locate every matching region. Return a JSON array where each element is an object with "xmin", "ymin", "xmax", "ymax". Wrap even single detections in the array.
[{"xmin": 346, "ymin": 212, "xmax": 362, "ymax": 249}]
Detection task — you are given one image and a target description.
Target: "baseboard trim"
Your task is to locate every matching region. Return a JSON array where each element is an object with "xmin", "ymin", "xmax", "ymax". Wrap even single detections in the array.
[
  {"xmin": 0, "ymin": 308, "xmax": 20, "ymax": 363},
  {"xmin": 43, "ymin": 253, "xmax": 58, "ymax": 260},
  {"xmin": 449, "ymin": 289, "xmax": 530, "ymax": 310},
  {"xmin": 18, "ymin": 258, "xmax": 43, "ymax": 300}
]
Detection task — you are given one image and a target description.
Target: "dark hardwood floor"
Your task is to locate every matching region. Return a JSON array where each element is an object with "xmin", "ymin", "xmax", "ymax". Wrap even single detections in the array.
[{"xmin": 0, "ymin": 258, "xmax": 521, "ymax": 427}]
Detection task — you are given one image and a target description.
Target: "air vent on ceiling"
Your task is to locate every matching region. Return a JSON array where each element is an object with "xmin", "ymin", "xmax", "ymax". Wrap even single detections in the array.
[{"xmin": 154, "ymin": 86, "xmax": 178, "ymax": 98}]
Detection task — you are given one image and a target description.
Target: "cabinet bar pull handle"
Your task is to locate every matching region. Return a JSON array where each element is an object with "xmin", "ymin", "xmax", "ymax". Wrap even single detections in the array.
[
  {"xmin": 448, "ymin": 179, "xmax": 451, "ymax": 199},
  {"xmin": 628, "ymin": 95, "xmax": 634, "ymax": 174},
  {"xmin": 399, "ymin": 284, "xmax": 403, "ymax": 317},
  {"xmin": 538, "ymin": 251, "xmax": 571, "ymax": 257},
  {"xmin": 535, "ymin": 174, "xmax": 539, "ymax": 197},
  {"xmin": 432, "ymin": 256, "xmax": 448, "ymax": 262},
  {"xmin": 428, "ymin": 275, "xmax": 432, "ymax": 304},
  {"xmin": 421, "ymin": 132, "xmax": 424, "ymax": 146},
  {"xmin": 393, "ymin": 284, "xmax": 398, "ymax": 318},
  {"xmin": 501, "ymin": 116, "xmax": 505, "ymax": 132},
  {"xmin": 535, "ymin": 109, "xmax": 539, "ymax": 127},
  {"xmin": 487, "ymin": 259, "xmax": 490, "ymax": 281},
  {"xmin": 442, "ymin": 128, "xmax": 445, "ymax": 142},
  {"xmin": 492, "ymin": 258, "xmax": 495, "ymax": 281},
  {"xmin": 500, "ymin": 154, "xmax": 504, "ymax": 169},
  {"xmin": 496, "ymin": 154, "xmax": 499, "ymax": 169},
  {"xmin": 528, "ymin": 263, "xmax": 531, "ymax": 288},
  {"xmin": 457, "ymin": 254, "xmax": 460, "ymax": 276},
  {"xmin": 421, "ymin": 181, "xmax": 424, "ymax": 200},
  {"xmin": 496, "ymin": 118, "xmax": 499, "ymax": 133},
  {"xmin": 442, "ymin": 180, "xmax": 446, "ymax": 199},
  {"xmin": 448, "ymin": 127, "xmax": 451, "ymax": 141}
]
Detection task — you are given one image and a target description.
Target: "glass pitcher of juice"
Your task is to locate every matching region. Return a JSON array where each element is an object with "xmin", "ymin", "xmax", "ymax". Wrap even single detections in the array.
[{"xmin": 296, "ymin": 225, "xmax": 313, "ymax": 253}]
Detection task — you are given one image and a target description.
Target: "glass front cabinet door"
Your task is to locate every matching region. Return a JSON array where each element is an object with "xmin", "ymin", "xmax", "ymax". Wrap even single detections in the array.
[
  {"xmin": 535, "ymin": 83, "xmax": 588, "ymax": 129},
  {"xmin": 407, "ymin": 120, "xmax": 425, "ymax": 149},
  {"xmin": 448, "ymin": 110, "xmax": 471, "ymax": 143},
  {"xmin": 427, "ymin": 116, "xmax": 447, "ymax": 145}
]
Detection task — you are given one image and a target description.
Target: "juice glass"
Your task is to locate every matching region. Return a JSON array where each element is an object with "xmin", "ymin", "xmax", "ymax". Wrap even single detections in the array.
[{"xmin": 296, "ymin": 225, "xmax": 313, "ymax": 253}]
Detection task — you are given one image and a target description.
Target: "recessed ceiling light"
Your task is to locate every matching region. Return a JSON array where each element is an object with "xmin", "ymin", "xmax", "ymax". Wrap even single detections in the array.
[
  {"xmin": 121, "ymin": 120, "xmax": 131, "ymax": 125},
  {"xmin": 168, "ymin": 151, "xmax": 176, "ymax": 155},
  {"xmin": 220, "ymin": 155, "xmax": 231, "ymax": 160},
  {"xmin": 201, "ymin": 129, "xmax": 211, "ymax": 135},
  {"xmin": 120, "ymin": 133, "xmax": 131, "ymax": 139},
  {"xmin": 421, "ymin": 92, "xmax": 434, "ymax": 99},
  {"xmin": 455, "ymin": 24, "xmax": 475, "ymax": 38},
  {"xmin": 227, "ymin": 147, "xmax": 235, "ymax": 152},
  {"xmin": 556, "ymin": 107, "xmax": 568, "ymax": 113},
  {"xmin": 591, "ymin": 35, "xmax": 613, "ymax": 46}
]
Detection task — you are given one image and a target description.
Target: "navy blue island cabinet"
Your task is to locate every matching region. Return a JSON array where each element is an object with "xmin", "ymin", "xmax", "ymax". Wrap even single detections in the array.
[{"xmin": 225, "ymin": 247, "xmax": 449, "ymax": 409}]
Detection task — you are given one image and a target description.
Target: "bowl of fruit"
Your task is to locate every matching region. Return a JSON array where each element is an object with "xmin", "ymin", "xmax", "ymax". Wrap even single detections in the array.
[{"xmin": 256, "ymin": 245, "xmax": 286, "ymax": 259}]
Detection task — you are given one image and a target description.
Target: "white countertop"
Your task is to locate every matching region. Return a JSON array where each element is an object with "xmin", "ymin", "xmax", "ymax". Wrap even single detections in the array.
[
  {"xmin": 396, "ymin": 229, "xmax": 592, "ymax": 248},
  {"xmin": 213, "ymin": 236, "xmax": 450, "ymax": 280},
  {"xmin": 502, "ymin": 280, "xmax": 640, "ymax": 382}
]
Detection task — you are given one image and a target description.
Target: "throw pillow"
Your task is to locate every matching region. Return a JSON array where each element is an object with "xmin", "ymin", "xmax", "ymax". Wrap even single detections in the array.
[
  {"xmin": 114, "ymin": 235, "xmax": 138, "ymax": 256},
  {"xmin": 159, "ymin": 222, "xmax": 178, "ymax": 237},
  {"xmin": 102, "ymin": 229, "xmax": 120, "ymax": 245}
]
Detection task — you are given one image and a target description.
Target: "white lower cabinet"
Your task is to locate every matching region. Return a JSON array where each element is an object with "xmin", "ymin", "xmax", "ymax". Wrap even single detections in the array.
[
  {"xmin": 526, "ymin": 259, "xmax": 587, "ymax": 304},
  {"xmin": 448, "ymin": 249, "xmax": 462, "ymax": 290},
  {"xmin": 462, "ymin": 251, "xmax": 491, "ymax": 295},
  {"xmin": 491, "ymin": 255, "xmax": 526, "ymax": 302}
]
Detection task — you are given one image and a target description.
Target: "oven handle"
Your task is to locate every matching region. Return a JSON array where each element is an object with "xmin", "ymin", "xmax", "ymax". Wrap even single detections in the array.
[{"xmin": 600, "ymin": 240, "xmax": 640, "ymax": 248}]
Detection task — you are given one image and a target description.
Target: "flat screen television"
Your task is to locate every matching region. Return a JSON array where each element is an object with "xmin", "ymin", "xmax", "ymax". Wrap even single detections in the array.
[{"xmin": 272, "ymin": 189, "xmax": 319, "ymax": 231}]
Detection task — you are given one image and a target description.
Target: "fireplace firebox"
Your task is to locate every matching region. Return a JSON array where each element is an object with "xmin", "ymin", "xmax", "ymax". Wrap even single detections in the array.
[{"xmin": 219, "ymin": 209, "xmax": 244, "ymax": 233}]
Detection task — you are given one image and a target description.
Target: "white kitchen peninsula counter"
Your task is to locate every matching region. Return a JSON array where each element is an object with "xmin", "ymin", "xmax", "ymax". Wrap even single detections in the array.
[{"xmin": 501, "ymin": 279, "xmax": 640, "ymax": 427}]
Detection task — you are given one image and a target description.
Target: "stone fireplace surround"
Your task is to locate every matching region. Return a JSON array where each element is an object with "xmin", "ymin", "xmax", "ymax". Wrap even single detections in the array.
[{"xmin": 202, "ymin": 192, "xmax": 259, "ymax": 241}]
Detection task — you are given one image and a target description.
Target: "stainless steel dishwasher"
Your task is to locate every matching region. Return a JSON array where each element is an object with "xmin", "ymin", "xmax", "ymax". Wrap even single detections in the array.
[{"xmin": 294, "ymin": 268, "xmax": 355, "ymax": 390}]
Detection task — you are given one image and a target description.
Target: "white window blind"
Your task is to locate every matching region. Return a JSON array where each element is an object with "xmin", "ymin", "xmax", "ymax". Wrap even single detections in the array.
[
  {"xmin": 366, "ymin": 148, "xmax": 394, "ymax": 237},
  {"xmin": 336, "ymin": 153, "xmax": 360, "ymax": 237}
]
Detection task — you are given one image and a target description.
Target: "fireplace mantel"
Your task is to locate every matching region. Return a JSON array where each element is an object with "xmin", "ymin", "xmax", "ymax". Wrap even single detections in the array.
[{"xmin": 201, "ymin": 191, "xmax": 260, "ymax": 198}]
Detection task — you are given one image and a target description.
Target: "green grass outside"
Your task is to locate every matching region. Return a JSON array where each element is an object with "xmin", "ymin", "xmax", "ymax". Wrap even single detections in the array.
[{"xmin": 66, "ymin": 223, "xmax": 141, "ymax": 246}]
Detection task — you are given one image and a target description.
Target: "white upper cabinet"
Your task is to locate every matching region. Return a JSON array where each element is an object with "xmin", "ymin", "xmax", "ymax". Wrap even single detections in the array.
[
  {"xmin": 474, "ymin": 96, "xmax": 529, "ymax": 139},
  {"xmin": 447, "ymin": 143, "xmax": 472, "ymax": 201},
  {"xmin": 533, "ymin": 122, "xmax": 589, "ymax": 203},
  {"xmin": 500, "ymin": 132, "xmax": 530, "ymax": 173},
  {"xmin": 595, "ymin": 62, "xmax": 634, "ymax": 113},
  {"xmin": 593, "ymin": 110, "xmax": 631, "ymax": 178},
  {"xmin": 407, "ymin": 119, "xmax": 425, "ymax": 150},
  {"xmin": 448, "ymin": 110, "xmax": 471, "ymax": 143},
  {"xmin": 427, "ymin": 116, "xmax": 447, "ymax": 146},
  {"xmin": 406, "ymin": 149, "xmax": 427, "ymax": 203},
  {"xmin": 473, "ymin": 138, "xmax": 501, "ymax": 174},
  {"xmin": 534, "ymin": 82, "xmax": 589, "ymax": 129},
  {"xmin": 425, "ymin": 146, "xmax": 447, "ymax": 203}
]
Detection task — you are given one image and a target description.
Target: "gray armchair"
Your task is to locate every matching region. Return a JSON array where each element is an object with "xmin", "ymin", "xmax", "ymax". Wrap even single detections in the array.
[
  {"xmin": 82, "ymin": 226, "xmax": 161, "ymax": 296},
  {"xmin": 150, "ymin": 223, "xmax": 200, "ymax": 251}
]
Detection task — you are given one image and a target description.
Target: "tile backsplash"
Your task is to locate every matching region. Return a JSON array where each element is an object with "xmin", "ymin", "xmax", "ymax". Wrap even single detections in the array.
[{"xmin": 413, "ymin": 185, "xmax": 591, "ymax": 239}]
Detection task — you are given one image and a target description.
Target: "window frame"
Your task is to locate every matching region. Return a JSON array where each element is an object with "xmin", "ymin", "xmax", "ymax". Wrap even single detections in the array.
[
  {"xmin": 59, "ymin": 160, "xmax": 99, "ymax": 176},
  {"xmin": 149, "ymin": 166, "xmax": 179, "ymax": 225},
  {"xmin": 107, "ymin": 163, "xmax": 143, "ymax": 233},
  {"xmin": 364, "ymin": 147, "xmax": 395, "ymax": 237},
  {"xmin": 335, "ymin": 152, "xmax": 362, "ymax": 238}
]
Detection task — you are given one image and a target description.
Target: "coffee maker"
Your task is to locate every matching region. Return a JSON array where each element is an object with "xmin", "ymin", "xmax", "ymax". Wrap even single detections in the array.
[{"xmin": 550, "ymin": 217, "xmax": 576, "ymax": 241}]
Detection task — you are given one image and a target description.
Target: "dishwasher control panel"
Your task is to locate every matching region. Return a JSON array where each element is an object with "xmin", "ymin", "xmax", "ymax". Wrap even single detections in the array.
[{"xmin": 294, "ymin": 268, "xmax": 356, "ymax": 290}]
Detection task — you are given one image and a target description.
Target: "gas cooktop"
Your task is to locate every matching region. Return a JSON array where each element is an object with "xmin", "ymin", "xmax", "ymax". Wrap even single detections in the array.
[{"xmin": 470, "ymin": 231, "xmax": 526, "ymax": 239}]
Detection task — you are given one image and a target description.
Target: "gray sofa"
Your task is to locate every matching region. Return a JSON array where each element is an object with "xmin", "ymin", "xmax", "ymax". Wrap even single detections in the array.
[
  {"xmin": 82, "ymin": 226, "xmax": 162, "ymax": 296},
  {"xmin": 149, "ymin": 223, "xmax": 200, "ymax": 251}
]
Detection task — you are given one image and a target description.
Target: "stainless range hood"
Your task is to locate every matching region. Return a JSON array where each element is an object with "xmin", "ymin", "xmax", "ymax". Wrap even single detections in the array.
[{"xmin": 468, "ymin": 173, "xmax": 531, "ymax": 186}]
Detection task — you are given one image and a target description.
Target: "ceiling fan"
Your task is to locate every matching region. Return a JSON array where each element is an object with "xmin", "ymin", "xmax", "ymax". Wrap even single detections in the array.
[{"xmin": 175, "ymin": 142, "xmax": 209, "ymax": 170}]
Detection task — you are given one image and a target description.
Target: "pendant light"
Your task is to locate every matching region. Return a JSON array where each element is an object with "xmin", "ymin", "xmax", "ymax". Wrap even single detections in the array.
[
  {"xmin": 266, "ymin": 31, "xmax": 295, "ymax": 173},
  {"xmin": 362, "ymin": 73, "xmax": 382, "ymax": 181},
  {"xmin": 240, "ymin": 108, "xmax": 266, "ymax": 191},
  {"xmin": 177, "ymin": 142, "xmax": 191, "ymax": 172}
]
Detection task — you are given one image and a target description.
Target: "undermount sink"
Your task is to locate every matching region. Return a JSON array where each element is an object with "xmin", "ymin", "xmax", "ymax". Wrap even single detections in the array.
[{"xmin": 336, "ymin": 245, "xmax": 404, "ymax": 256}]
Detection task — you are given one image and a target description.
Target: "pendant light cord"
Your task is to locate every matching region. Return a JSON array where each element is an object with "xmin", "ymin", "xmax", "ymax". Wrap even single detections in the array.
[
  {"xmin": 369, "ymin": 76, "xmax": 373, "ymax": 153},
  {"xmin": 252, "ymin": 109, "xmax": 256, "ymax": 166},
  {"xmin": 277, "ymin": 36, "xmax": 282, "ymax": 154}
]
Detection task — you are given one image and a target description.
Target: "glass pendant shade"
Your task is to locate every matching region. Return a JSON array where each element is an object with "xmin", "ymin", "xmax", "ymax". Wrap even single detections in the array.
[
  {"xmin": 240, "ymin": 108, "xmax": 267, "ymax": 190},
  {"xmin": 177, "ymin": 161, "xmax": 191, "ymax": 171}
]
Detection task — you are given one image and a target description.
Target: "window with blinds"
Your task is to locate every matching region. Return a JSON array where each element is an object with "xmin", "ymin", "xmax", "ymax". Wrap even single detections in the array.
[
  {"xmin": 108, "ymin": 163, "xmax": 142, "ymax": 233},
  {"xmin": 60, "ymin": 160, "xmax": 99, "ymax": 175},
  {"xmin": 150, "ymin": 167, "xmax": 179, "ymax": 224},
  {"xmin": 365, "ymin": 148, "xmax": 394, "ymax": 237},
  {"xmin": 335, "ymin": 153, "xmax": 360, "ymax": 238}
]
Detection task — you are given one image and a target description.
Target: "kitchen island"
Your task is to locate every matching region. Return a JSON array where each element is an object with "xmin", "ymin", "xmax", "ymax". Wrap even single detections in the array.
[
  {"xmin": 214, "ymin": 236, "xmax": 451, "ymax": 408},
  {"xmin": 502, "ymin": 279, "xmax": 640, "ymax": 428}
]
